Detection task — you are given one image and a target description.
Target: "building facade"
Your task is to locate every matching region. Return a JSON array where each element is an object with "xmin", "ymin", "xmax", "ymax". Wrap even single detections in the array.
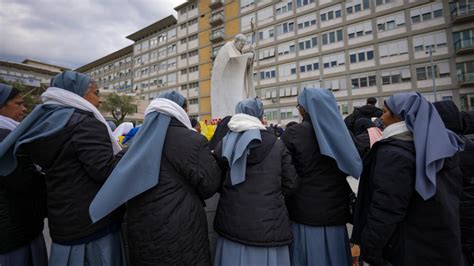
[
  {"xmin": 76, "ymin": 45, "xmax": 134, "ymax": 93},
  {"xmin": 76, "ymin": 0, "xmax": 474, "ymax": 124},
  {"xmin": 0, "ymin": 59, "xmax": 68, "ymax": 88}
]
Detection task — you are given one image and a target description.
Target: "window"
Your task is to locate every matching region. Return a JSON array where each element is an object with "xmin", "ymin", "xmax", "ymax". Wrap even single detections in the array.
[
  {"xmin": 189, "ymin": 82, "xmax": 199, "ymax": 89},
  {"xmin": 167, "ymin": 58, "xmax": 176, "ymax": 69},
  {"xmin": 180, "ymin": 23, "xmax": 187, "ymax": 30},
  {"xmin": 379, "ymin": 39, "xmax": 409, "ymax": 58},
  {"xmin": 278, "ymin": 41, "xmax": 296, "ymax": 55},
  {"xmin": 240, "ymin": 0, "xmax": 255, "ymax": 9},
  {"xmin": 241, "ymin": 14, "xmax": 255, "ymax": 29},
  {"xmin": 168, "ymin": 28, "xmax": 177, "ymax": 40},
  {"xmin": 188, "ymin": 50, "xmax": 198, "ymax": 57},
  {"xmin": 258, "ymin": 7, "xmax": 273, "ymax": 23},
  {"xmin": 323, "ymin": 52, "xmax": 345, "ymax": 69},
  {"xmin": 276, "ymin": 20, "xmax": 295, "ymax": 35},
  {"xmin": 167, "ymin": 44, "xmax": 177, "ymax": 54},
  {"xmin": 150, "ymin": 38, "xmax": 158, "ymax": 47},
  {"xmin": 453, "ymin": 29, "xmax": 474, "ymax": 50},
  {"xmin": 180, "ymin": 38, "xmax": 187, "ymax": 44},
  {"xmin": 258, "ymin": 27, "xmax": 274, "ymax": 41},
  {"xmin": 296, "ymin": 0, "xmax": 315, "ymax": 8},
  {"xmin": 189, "ymin": 98, "xmax": 199, "ymax": 105},
  {"xmin": 259, "ymin": 47, "xmax": 276, "ymax": 60},
  {"xmin": 188, "ymin": 18, "xmax": 198, "ymax": 26},
  {"xmin": 351, "ymin": 74, "xmax": 376, "ymax": 89},
  {"xmin": 320, "ymin": 5, "xmax": 343, "ymax": 22},
  {"xmin": 188, "ymin": 34, "xmax": 198, "ymax": 41},
  {"xmin": 181, "ymin": 69, "xmax": 187, "ymax": 74},
  {"xmin": 298, "ymin": 36, "xmax": 318, "ymax": 51},
  {"xmin": 382, "ymin": 68, "xmax": 411, "ymax": 85},
  {"xmin": 346, "ymin": 0, "xmax": 370, "ymax": 15},
  {"xmin": 456, "ymin": 61, "xmax": 474, "ymax": 82},
  {"xmin": 347, "ymin": 21, "xmax": 372, "ymax": 39},
  {"xmin": 189, "ymin": 66, "xmax": 198, "ymax": 73},
  {"xmin": 279, "ymin": 63, "xmax": 297, "ymax": 78},
  {"xmin": 260, "ymin": 68, "xmax": 277, "ymax": 80},
  {"xmin": 279, "ymin": 87, "xmax": 298, "ymax": 98},
  {"xmin": 297, "ymin": 14, "xmax": 317, "ymax": 30},
  {"xmin": 276, "ymin": 0, "xmax": 293, "ymax": 16},
  {"xmin": 416, "ymin": 63, "xmax": 450, "ymax": 80},
  {"xmin": 413, "ymin": 31, "xmax": 447, "ymax": 52},
  {"xmin": 188, "ymin": 2, "xmax": 196, "ymax": 11},
  {"xmin": 410, "ymin": 3, "xmax": 443, "ymax": 24},
  {"xmin": 180, "ymin": 53, "xmax": 187, "ymax": 60},
  {"xmin": 322, "ymin": 29, "xmax": 343, "ymax": 45},
  {"xmin": 299, "ymin": 59, "xmax": 320, "ymax": 73},
  {"xmin": 158, "ymin": 34, "xmax": 166, "ymax": 43},
  {"xmin": 377, "ymin": 12, "xmax": 405, "ymax": 32}
]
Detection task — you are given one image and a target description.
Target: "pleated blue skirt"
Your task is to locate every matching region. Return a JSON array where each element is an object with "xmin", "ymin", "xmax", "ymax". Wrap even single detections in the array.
[
  {"xmin": 214, "ymin": 236, "xmax": 290, "ymax": 266},
  {"xmin": 49, "ymin": 230, "xmax": 124, "ymax": 266},
  {"xmin": 0, "ymin": 234, "xmax": 48, "ymax": 266},
  {"xmin": 290, "ymin": 223, "xmax": 351, "ymax": 266}
]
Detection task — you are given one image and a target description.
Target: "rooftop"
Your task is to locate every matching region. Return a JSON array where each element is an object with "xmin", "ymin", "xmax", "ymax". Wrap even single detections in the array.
[
  {"xmin": 126, "ymin": 15, "xmax": 177, "ymax": 42},
  {"xmin": 75, "ymin": 45, "xmax": 133, "ymax": 73}
]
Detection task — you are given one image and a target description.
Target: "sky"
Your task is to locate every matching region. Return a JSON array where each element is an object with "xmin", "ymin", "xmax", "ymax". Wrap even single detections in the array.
[{"xmin": 0, "ymin": 0, "xmax": 185, "ymax": 69}]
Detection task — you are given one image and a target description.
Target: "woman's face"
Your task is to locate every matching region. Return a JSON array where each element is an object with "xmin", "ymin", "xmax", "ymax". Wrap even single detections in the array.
[
  {"xmin": 0, "ymin": 94, "xmax": 27, "ymax": 122},
  {"xmin": 83, "ymin": 81, "xmax": 101, "ymax": 108},
  {"xmin": 381, "ymin": 105, "xmax": 401, "ymax": 128}
]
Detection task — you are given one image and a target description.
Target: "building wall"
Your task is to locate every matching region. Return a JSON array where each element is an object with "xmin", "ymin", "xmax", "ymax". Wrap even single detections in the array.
[
  {"xmin": 83, "ymin": 53, "xmax": 133, "ymax": 93},
  {"xmin": 0, "ymin": 63, "xmax": 55, "ymax": 87}
]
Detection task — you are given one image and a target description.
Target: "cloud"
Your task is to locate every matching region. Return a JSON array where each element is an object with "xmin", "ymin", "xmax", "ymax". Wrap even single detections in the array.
[{"xmin": 0, "ymin": 0, "xmax": 185, "ymax": 69}]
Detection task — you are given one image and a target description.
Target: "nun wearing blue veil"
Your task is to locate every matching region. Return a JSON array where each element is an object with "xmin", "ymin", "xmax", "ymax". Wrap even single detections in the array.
[
  {"xmin": 352, "ymin": 92, "xmax": 464, "ymax": 266},
  {"xmin": 0, "ymin": 71, "xmax": 124, "ymax": 266},
  {"xmin": 212, "ymin": 98, "xmax": 298, "ymax": 266},
  {"xmin": 281, "ymin": 88, "xmax": 362, "ymax": 266},
  {"xmin": 89, "ymin": 91, "xmax": 221, "ymax": 266}
]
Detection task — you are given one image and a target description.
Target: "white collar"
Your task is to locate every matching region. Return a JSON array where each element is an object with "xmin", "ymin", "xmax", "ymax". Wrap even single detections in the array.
[
  {"xmin": 382, "ymin": 121, "xmax": 410, "ymax": 140},
  {"xmin": 0, "ymin": 115, "xmax": 19, "ymax": 131},
  {"xmin": 228, "ymin": 113, "xmax": 266, "ymax": 133}
]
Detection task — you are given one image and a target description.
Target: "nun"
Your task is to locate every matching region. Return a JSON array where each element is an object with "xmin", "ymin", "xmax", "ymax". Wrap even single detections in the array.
[
  {"xmin": 90, "ymin": 91, "xmax": 221, "ymax": 266},
  {"xmin": 352, "ymin": 92, "xmax": 464, "ymax": 266},
  {"xmin": 281, "ymin": 88, "xmax": 362, "ymax": 266},
  {"xmin": 0, "ymin": 84, "xmax": 47, "ymax": 266},
  {"xmin": 0, "ymin": 72, "xmax": 125, "ymax": 265},
  {"xmin": 212, "ymin": 98, "xmax": 299, "ymax": 266}
]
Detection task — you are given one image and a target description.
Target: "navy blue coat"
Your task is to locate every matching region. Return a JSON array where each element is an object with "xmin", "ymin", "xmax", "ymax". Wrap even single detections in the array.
[{"xmin": 352, "ymin": 136, "xmax": 463, "ymax": 266}]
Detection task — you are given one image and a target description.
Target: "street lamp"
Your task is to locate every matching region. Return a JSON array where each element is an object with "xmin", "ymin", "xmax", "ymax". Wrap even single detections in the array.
[{"xmin": 426, "ymin": 46, "xmax": 437, "ymax": 102}]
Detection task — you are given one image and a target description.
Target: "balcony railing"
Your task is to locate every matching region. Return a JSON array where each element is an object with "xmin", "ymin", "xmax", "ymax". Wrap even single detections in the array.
[
  {"xmin": 209, "ymin": 12, "xmax": 224, "ymax": 26},
  {"xmin": 209, "ymin": 0, "xmax": 223, "ymax": 9},
  {"xmin": 210, "ymin": 30, "xmax": 224, "ymax": 42},
  {"xmin": 454, "ymin": 38, "xmax": 474, "ymax": 54},
  {"xmin": 458, "ymin": 72, "xmax": 474, "ymax": 86},
  {"xmin": 451, "ymin": 2, "xmax": 474, "ymax": 23}
]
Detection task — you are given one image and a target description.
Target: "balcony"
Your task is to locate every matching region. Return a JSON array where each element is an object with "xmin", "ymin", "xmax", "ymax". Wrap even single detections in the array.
[
  {"xmin": 209, "ymin": 0, "xmax": 223, "ymax": 9},
  {"xmin": 209, "ymin": 12, "xmax": 224, "ymax": 26},
  {"xmin": 209, "ymin": 30, "xmax": 224, "ymax": 43},
  {"xmin": 458, "ymin": 72, "xmax": 474, "ymax": 86},
  {"xmin": 451, "ymin": 2, "xmax": 474, "ymax": 23},
  {"xmin": 455, "ymin": 38, "xmax": 474, "ymax": 55}
]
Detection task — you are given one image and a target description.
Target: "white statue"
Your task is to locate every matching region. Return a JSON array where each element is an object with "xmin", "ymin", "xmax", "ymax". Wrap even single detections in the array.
[{"xmin": 211, "ymin": 34, "xmax": 256, "ymax": 119}]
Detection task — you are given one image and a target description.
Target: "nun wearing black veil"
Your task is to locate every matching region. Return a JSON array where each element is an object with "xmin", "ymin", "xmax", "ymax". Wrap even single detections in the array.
[
  {"xmin": 90, "ymin": 91, "xmax": 221, "ymax": 265},
  {"xmin": 212, "ymin": 98, "xmax": 299, "ymax": 266}
]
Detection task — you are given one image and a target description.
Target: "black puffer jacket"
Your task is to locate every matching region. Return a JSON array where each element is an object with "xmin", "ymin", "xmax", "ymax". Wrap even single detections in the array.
[
  {"xmin": 23, "ymin": 109, "xmax": 125, "ymax": 244},
  {"xmin": 281, "ymin": 119, "xmax": 353, "ymax": 226},
  {"xmin": 213, "ymin": 130, "xmax": 298, "ymax": 247},
  {"xmin": 345, "ymin": 105, "xmax": 383, "ymax": 133},
  {"xmin": 460, "ymin": 136, "xmax": 474, "ymax": 261},
  {"xmin": 0, "ymin": 129, "xmax": 46, "ymax": 254},
  {"xmin": 126, "ymin": 118, "xmax": 221, "ymax": 266},
  {"xmin": 352, "ymin": 136, "xmax": 463, "ymax": 266}
]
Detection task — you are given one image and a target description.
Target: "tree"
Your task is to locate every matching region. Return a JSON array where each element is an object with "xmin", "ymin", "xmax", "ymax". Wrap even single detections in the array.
[{"xmin": 100, "ymin": 93, "xmax": 137, "ymax": 124}]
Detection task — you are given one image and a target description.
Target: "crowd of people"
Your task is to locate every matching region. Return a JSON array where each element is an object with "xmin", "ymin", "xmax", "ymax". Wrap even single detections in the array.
[{"xmin": 0, "ymin": 70, "xmax": 473, "ymax": 266}]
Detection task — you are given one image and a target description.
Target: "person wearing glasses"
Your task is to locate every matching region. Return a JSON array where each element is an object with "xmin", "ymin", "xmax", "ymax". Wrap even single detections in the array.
[
  {"xmin": 281, "ymin": 88, "xmax": 362, "ymax": 266},
  {"xmin": 0, "ymin": 71, "xmax": 126, "ymax": 265}
]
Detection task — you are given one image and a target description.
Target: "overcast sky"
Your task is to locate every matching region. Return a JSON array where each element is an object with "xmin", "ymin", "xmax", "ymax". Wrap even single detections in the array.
[{"xmin": 0, "ymin": 0, "xmax": 185, "ymax": 69}]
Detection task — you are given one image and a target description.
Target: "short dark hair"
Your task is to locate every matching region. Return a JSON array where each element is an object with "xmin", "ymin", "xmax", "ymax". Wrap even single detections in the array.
[
  {"xmin": 367, "ymin": 97, "xmax": 377, "ymax": 105},
  {"xmin": 190, "ymin": 118, "xmax": 198, "ymax": 128},
  {"xmin": 6, "ymin": 87, "xmax": 21, "ymax": 102},
  {"xmin": 286, "ymin": 121, "xmax": 298, "ymax": 128},
  {"xmin": 182, "ymin": 98, "xmax": 188, "ymax": 109}
]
